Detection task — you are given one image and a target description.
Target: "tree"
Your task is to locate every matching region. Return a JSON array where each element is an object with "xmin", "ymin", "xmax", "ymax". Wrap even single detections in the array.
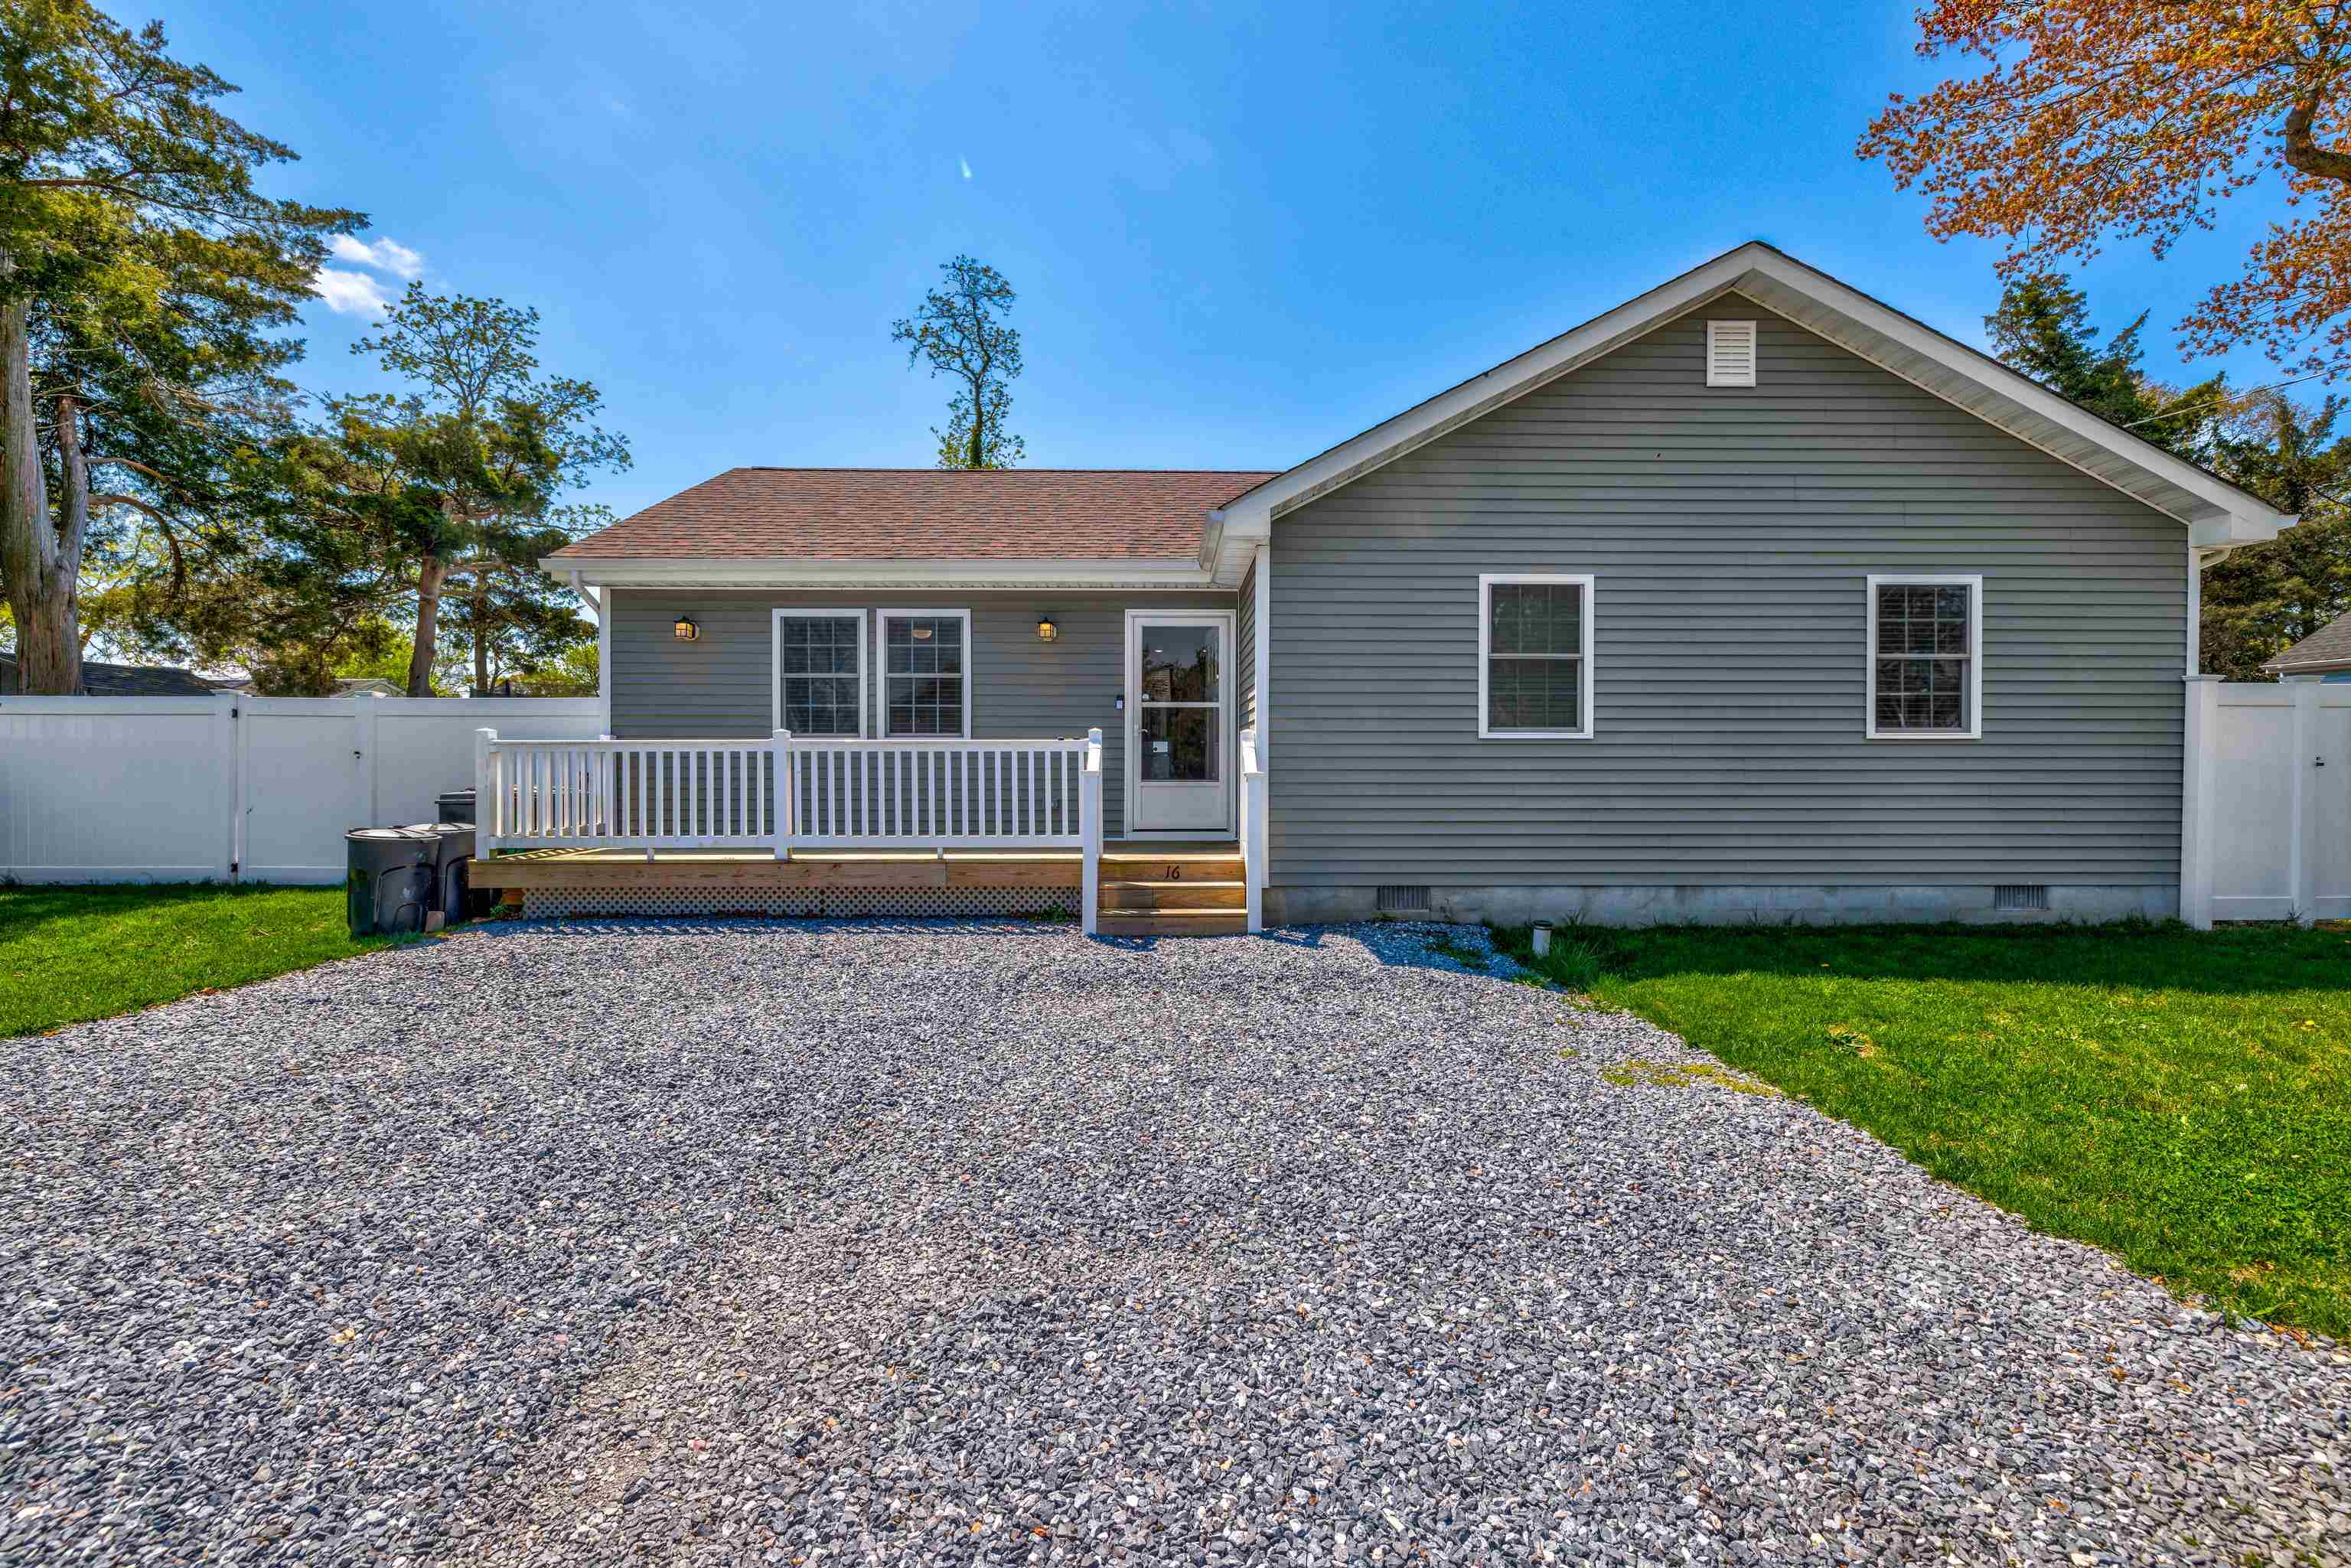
[
  {"xmin": 1985, "ymin": 274, "xmax": 2224, "ymax": 457},
  {"xmin": 2199, "ymin": 393, "xmax": 2351, "ymax": 678},
  {"xmin": 1860, "ymin": 2, "xmax": 2351, "ymax": 373},
  {"xmin": 0, "ymin": 1, "xmax": 358, "ymax": 693},
  {"xmin": 892, "ymin": 255, "xmax": 1026, "ymax": 469},
  {"xmin": 339, "ymin": 285, "xmax": 628, "ymax": 694},
  {"xmin": 1985, "ymin": 272, "xmax": 2351, "ymax": 679},
  {"xmin": 507, "ymin": 636, "xmax": 597, "ymax": 696}
]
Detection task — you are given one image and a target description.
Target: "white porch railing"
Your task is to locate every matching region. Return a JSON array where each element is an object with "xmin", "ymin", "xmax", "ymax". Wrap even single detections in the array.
[
  {"xmin": 475, "ymin": 726, "xmax": 1110, "ymax": 934},
  {"xmin": 474, "ymin": 734, "xmax": 779, "ymax": 852},
  {"xmin": 784, "ymin": 736, "xmax": 1088, "ymax": 848}
]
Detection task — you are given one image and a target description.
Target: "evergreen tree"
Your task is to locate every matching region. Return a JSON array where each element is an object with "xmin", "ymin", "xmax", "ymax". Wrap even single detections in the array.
[
  {"xmin": 2199, "ymin": 395, "xmax": 2351, "ymax": 679},
  {"xmin": 0, "ymin": 1, "xmax": 358, "ymax": 692}
]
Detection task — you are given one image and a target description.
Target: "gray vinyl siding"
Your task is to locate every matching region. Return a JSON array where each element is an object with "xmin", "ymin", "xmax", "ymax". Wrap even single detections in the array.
[
  {"xmin": 608, "ymin": 588, "xmax": 1231, "ymax": 839},
  {"xmin": 1268, "ymin": 298, "xmax": 2191, "ymax": 888},
  {"xmin": 1236, "ymin": 557, "xmax": 1257, "ymax": 732}
]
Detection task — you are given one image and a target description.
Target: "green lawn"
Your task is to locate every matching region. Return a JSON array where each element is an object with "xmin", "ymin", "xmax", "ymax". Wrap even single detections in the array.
[
  {"xmin": 1487, "ymin": 920, "xmax": 2351, "ymax": 1339},
  {"xmin": 0, "ymin": 883, "xmax": 400, "ymax": 1038}
]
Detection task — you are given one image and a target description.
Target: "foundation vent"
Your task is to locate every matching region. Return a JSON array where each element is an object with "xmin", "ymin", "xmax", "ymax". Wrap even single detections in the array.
[
  {"xmin": 1376, "ymin": 885, "xmax": 1433, "ymax": 914},
  {"xmin": 1992, "ymin": 883, "xmax": 2050, "ymax": 912}
]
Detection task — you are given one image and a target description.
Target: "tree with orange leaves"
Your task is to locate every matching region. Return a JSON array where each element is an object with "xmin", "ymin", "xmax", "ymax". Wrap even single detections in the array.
[{"xmin": 1860, "ymin": 2, "xmax": 2351, "ymax": 375}]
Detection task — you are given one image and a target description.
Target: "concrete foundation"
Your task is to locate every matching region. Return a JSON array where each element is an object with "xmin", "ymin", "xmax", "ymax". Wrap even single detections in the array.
[{"xmin": 1266, "ymin": 883, "xmax": 2180, "ymax": 927}]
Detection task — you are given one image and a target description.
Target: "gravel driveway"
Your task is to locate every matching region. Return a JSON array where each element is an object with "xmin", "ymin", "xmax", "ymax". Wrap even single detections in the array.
[{"xmin": 4, "ymin": 920, "xmax": 2345, "ymax": 1567}]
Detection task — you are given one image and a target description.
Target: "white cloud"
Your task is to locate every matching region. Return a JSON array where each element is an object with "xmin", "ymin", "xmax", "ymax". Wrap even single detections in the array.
[
  {"xmin": 311, "ymin": 267, "xmax": 396, "ymax": 315},
  {"xmin": 959, "ymin": 155, "xmax": 973, "ymax": 181},
  {"xmin": 328, "ymin": 233, "xmax": 426, "ymax": 279}
]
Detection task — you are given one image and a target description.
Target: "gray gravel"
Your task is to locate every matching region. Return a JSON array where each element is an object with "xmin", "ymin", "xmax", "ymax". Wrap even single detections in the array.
[{"xmin": 3, "ymin": 918, "xmax": 2346, "ymax": 1567}]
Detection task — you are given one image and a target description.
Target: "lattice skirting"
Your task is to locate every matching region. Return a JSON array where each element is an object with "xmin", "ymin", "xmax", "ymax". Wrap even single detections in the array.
[{"xmin": 519, "ymin": 885, "xmax": 1078, "ymax": 920}]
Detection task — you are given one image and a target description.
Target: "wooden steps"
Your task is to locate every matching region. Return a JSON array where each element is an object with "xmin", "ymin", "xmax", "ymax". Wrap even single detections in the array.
[{"xmin": 1095, "ymin": 851, "xmax": 1247, "ymax": 936}]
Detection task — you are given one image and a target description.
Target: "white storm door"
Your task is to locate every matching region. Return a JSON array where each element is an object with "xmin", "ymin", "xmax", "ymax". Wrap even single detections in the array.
[{"xmin": 1126, "ymin": 611, "xmax": 1233, "ymax": 835}]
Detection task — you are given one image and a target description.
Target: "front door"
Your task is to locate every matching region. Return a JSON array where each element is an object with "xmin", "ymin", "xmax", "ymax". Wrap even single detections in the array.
[{"xmin": 1126, "ymin": 611, "xmax": 1234, "ymax": 836}]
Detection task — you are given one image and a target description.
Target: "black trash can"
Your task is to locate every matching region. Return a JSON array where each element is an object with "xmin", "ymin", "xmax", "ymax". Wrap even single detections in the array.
[
  {"xmin": 422, "ymin": 820, "xmax": 478, "ymax": 924},
  {"xmin": 346, "ymin": 826, "xmax": 442, "ymax": 937},
  {"xmin": 435, "ymin": 788, "xmax": 475, "ymax": 825}
]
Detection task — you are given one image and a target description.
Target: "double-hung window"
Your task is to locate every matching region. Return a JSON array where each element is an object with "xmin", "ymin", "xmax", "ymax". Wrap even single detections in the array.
[
  {"xmin": 771, "ymin": 610, "xmax": 865, "ymax": 735},
  {"xmin": 878, "ymin": 608, "xmax": 971, "ymax": 737},
  {"xmin": 1866, "ymin": 575, "xmax": 1982, "ymax": 738},
  {"xmin": 1479, "ymin": 574, "xmax": 1595, "ymax": 739}
]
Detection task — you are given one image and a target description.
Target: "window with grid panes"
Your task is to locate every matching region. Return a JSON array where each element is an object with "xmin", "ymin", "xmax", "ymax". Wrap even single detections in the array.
[
  {"xmin": 1871, "ymin": 581, "xmax": 1974, "ymax": 733},
  {"xmin": 882, "ymin": 613, "xmax": 967, "ymax": 736},
  {"xmin": 776, "ymin": 614, "xmax": 862, "ymax": 735},
  {"xmin": 1483, "ymin": 578, "xmax": 1590, "ymax": 735}
]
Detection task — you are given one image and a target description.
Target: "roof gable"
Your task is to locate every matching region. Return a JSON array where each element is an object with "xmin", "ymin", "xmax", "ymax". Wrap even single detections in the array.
[{"xmin": 1207, "ymin": 242, "xmax": 2295, "ymax": 570}]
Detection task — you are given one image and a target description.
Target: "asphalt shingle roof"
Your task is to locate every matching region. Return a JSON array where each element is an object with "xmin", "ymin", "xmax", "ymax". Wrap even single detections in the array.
[
  {"xmin": 2262, "ymin": 610, "xmax": 2351, "ymax": 674},
  {"xmin": 547, "ymin": 468, "xmax": 1279, "ymax": 562},
  {"xmin": 0, "ymin": 654, "xmax": 216, "ymax": 696}
]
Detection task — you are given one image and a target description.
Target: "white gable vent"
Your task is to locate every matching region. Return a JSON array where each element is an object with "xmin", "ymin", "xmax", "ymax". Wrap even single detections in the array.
[{"xmin": 1706, "ymin": 319, "xmax": 1757, "ymax": 387}]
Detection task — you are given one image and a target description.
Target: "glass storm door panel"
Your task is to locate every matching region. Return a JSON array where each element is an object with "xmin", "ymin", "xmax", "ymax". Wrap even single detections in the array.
[{"xmin": 1128, "ymin": 616, "xmax": 1232, "ymax": 834}]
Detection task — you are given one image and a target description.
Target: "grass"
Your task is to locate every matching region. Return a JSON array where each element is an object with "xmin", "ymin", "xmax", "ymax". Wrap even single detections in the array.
[
  {"xmin": 1486, "ymin": 919, "xmax": 2351, "ymax": 1339},
  {"xmin": 0, "ymin": 883, "xmax": 401, "ymax": 1037}
]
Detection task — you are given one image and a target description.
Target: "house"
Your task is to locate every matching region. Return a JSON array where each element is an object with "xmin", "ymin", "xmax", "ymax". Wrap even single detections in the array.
[
  {"xmin": 0, "ymin": 653, "xmax": 217, "ymax": 696},
  {"xmin": 2261, "ymin": 611, "xmax": 2351, "ymax": 682},
  {"xmin": 470, "ymin": 241, "xmax": 2296, "ymax": 934},
  {"xmin": 205, "ymin": 675, "xmax": 409, "ymax": 698}
]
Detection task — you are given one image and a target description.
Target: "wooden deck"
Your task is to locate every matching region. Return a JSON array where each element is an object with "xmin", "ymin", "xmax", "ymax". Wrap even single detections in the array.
[{"xmin": 469, "ymin": 843, "xmax": 1249, "ymax": 934}]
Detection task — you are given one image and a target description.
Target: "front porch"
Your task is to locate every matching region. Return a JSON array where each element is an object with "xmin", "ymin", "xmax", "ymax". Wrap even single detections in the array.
[{"xmin": 467, "ymin": 729, "xmax": 1266, "ymax": 935}]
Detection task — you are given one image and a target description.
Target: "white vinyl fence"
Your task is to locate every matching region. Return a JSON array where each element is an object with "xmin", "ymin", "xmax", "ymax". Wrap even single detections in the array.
[
  {"xmin": 2183, "ymin": 678, "xmax": 2351, "ymax": 925},
  {"xmin": 0, "ymin": 693, "xmax": 605, "ymax": 884}
]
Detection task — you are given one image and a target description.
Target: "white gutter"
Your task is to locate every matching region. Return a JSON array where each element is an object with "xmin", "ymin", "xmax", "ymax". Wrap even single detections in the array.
[{"xmin": 539, "ymin": 555, "xmax": 1226, "ymax": 589}]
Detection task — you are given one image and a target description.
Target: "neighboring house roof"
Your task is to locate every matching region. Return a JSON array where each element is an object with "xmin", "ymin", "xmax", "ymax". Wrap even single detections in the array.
[
  {"xmin": 548, "ymin": 468, "xmax": 1276, "ymax": 566},
  {"xmin": 204, "ymin": 675, "xmax": 407, "ymax": 697},
  {"xmin": 2262, "ymin": 611, "xmax": 2351, "ymax": 676},
  {"xmin": 0, "ymin": 652, "xmax": 217, "ymax": 696}
]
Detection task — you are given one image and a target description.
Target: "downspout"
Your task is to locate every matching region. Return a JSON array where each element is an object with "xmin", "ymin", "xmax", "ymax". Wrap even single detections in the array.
[{"xmin": 570, "ymin": 569, "xmax": 611, "ymax": 732}]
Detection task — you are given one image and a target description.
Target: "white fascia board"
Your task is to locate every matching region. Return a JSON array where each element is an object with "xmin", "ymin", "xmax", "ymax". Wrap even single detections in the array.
[
  {"xmin": 1217, "ymin": 240, "xmax": 2297, "ymax": 545},
  {"xmin": 1214, "ymin": 256, "xmax": 1757, "ymax": 535},
  {"xmin": 1728, "ymin": 249, "xmax": 2294, "ymax": 541},
  {"xmin": 540, "ymin": 556, "xmax": 1224, "ymax": 590}
]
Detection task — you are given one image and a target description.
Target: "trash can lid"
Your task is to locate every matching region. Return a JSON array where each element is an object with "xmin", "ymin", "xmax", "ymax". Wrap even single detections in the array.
[{"xmin": 347, "ymin": 825, "xmax": 446, "ymax": 842}]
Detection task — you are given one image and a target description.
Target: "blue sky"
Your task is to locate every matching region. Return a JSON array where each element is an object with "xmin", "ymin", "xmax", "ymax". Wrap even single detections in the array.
[{"xmin": 174, "ymin": 0, "xmax": 2297, "ymax": 522}]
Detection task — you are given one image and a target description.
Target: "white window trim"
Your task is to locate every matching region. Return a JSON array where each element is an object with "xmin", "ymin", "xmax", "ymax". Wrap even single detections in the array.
[
  {"xmin": 1706, "ymin": 319, "xmax": 1757, "ymax": 387},
  {"xmin": 1477, "ymin": 573, "xmax": 1596, "ymax": 741},
  {"xmin": 769, "ymin": 608, "xmax": 868, "ymax": 737},
  {"xmin": 1864, "ymin": 573, "xmax": 1984, "ymax": 741},
  {"xmin": 875, "ymin": 607, "xmax": 975, "ymax": 738}
]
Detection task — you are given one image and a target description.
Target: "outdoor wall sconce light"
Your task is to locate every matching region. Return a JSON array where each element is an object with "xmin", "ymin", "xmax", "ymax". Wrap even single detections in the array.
[
  {"xmin": 1037, "ymin": 616, "xmax": 1058, "ymax": 643},
  {"xmin": 673, "ymin": 615, "xmax": 699, "ymax": 642}
]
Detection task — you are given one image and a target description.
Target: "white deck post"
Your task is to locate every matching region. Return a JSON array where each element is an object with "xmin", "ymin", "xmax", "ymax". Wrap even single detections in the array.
[
  {"xmin": 2180, "ymin": 677, "xmax": 2219, "ymax": 931},
  {"xmin": 1081, "ymin": 726, "xmax": 1104, "ymax": 935},
  {"xmin": 1239, "ymin": 726, "xmax": 1267, "ymax": 934},
  {"xmin": 474, "ymin": 728, "xmax": 499, "ymax": 855},
  {"xmin": 772, "ymin": 729, "xmax": 794, "ymax": 859},
  {"xmin": 2289, "ymin": 680, "xmax": 2319, "ymax": 925}
]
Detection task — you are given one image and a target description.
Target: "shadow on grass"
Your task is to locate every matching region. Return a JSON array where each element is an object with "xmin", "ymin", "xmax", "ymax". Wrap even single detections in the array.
[{"xmin": 1360, "ymin": 916, "xmax": 2351, "ymax": 1000}]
